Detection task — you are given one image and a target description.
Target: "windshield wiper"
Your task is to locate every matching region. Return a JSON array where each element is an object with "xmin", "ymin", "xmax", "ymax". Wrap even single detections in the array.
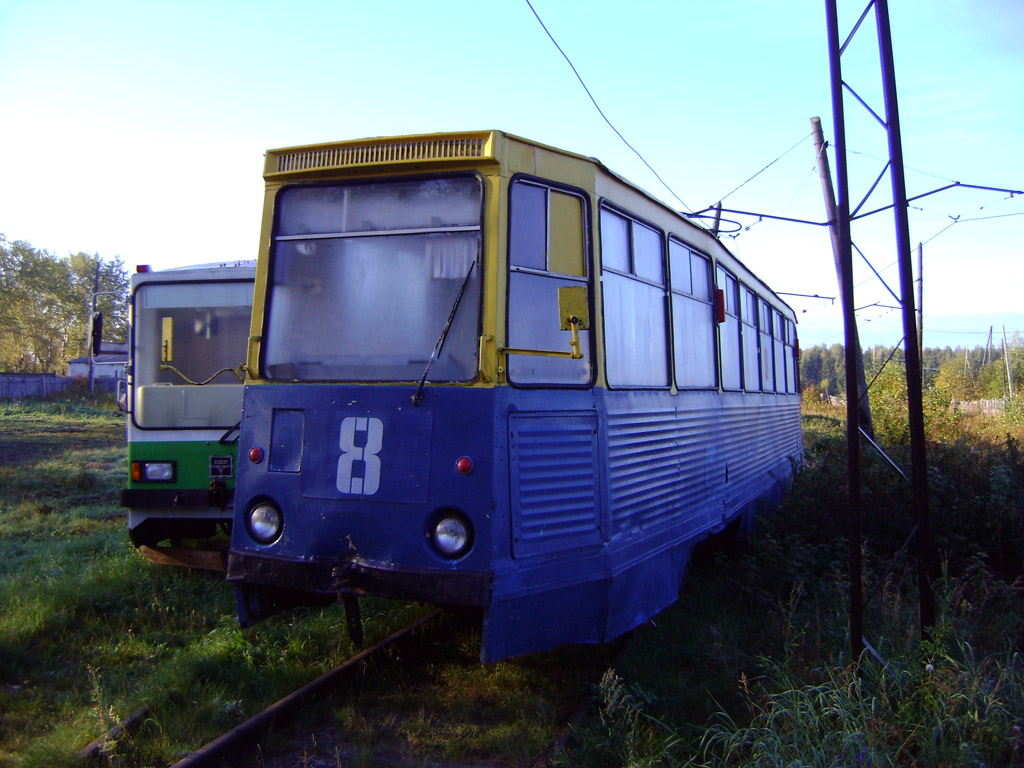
[{"xmin": 411, "ymin": 260, "xmax": 476, "ymax": 407}]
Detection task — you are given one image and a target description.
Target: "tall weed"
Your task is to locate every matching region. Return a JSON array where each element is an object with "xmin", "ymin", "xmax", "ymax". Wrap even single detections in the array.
[{"xmin": 561, "ymin": 400, "xmax": 1024, "ymax": 767}]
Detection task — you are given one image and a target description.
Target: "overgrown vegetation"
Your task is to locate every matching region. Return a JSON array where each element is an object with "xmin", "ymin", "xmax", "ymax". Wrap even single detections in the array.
[
  {"xmin": 557, "ymin": 390, "xmax": 1024, "ymax": 767},
  {"xmin": 4, "ymin": 373, "xmax": 1024, "ymax": 767},
  {"xmin": 0, "ymin": 394, "xmax": 602, "ymax": 767},
  {"xmin": 0, "ymin": 395, "xmax": 430, "ymax": 767},
  {"xmin": 801, "ymin": 338, "xmax": 1024, "ymax": 402}
]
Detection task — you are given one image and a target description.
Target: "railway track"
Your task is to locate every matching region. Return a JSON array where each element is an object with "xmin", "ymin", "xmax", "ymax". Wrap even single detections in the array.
[
  {"xmin": 81, "ymin": 609, "xmax": 619, "ymax": 767},
  {"xmin": 80, "ymin": 611, "xmax": 440, "ymax": 766},
  {"xmin": 171, "ymin": 611, "xmax": 442, "ymax": 768}
]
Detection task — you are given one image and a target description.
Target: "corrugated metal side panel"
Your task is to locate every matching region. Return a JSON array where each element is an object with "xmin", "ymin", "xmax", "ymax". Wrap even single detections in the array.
[
  {"xmin": 606, "ymin": 407, "xmax": 721, "ymax": 534},
  {"xmin": 510, "ymin": 412, "xmax": 601, "ymax": 558},
  {"xmin": 718, "ymin": 400, "xmax": 801, "ymax": 509},
  {"xmin": 607, "ymin": 399, "xmax": 800, "ymax": 535}
]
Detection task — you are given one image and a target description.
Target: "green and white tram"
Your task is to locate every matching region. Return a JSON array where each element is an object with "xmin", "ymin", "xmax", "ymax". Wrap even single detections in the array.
[{"xmin": 121, "ymin": 261, "xmax": 255, "ymax": 567}]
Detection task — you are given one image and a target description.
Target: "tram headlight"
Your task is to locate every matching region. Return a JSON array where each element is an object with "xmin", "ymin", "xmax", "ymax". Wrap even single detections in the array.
[
  {"xmin": 430, "ymin": 512, "xmax": 473, "ymax": 559},
  {"xmin": 131, "ymin": 460, "xmax": 175, "ymax": 482},
  {"xmin": 248, "ymin": 502, "xmax": 282, "ymax": 544}
]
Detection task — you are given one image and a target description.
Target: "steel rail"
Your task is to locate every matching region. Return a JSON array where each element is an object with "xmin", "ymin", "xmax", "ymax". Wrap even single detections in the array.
[{"xmin": 167, "ymin": 611, "xmax": 440, "ymax": 768}]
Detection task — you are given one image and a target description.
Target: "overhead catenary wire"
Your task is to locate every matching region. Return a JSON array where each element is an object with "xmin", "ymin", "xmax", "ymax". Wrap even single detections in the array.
[
  {"xmin": 728, "ymin": 160, "xmax": 820, "ymax": 241},
  {"xmin": 847, "ymin": 148, "xmax": 959, "ymax": 184},
  {"xmin": 715, "ymin": 132, "xmax": 814, "ymax": 205},
  {"xmin": 524, "ymin": 0, "xmax": 693, "ymax": 213},
  {"xmin": 524, "ymin": 0, "xmax": 1019, "ymax": 351}
]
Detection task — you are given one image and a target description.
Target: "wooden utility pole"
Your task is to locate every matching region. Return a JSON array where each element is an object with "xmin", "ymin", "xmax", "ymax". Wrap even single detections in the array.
[
  {"xmin": 88, "ymin": 259, "xmax": 100, "ymax": 394},
  {"xmin": 1004, "ymin": 325, "xmax": 1015, "ymax": 400},
  {"xmin": 916, "ymin": 242, "xmax": 923, "ymax": 357},
  {"xmin": 810, "ymin": 116, "xmax": 874, "ymax": 437}
]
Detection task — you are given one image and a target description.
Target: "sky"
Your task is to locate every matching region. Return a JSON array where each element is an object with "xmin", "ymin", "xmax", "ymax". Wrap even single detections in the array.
[{"xmin": 1, "ymin": 0, "xmax": 1021, "ymax": 350}]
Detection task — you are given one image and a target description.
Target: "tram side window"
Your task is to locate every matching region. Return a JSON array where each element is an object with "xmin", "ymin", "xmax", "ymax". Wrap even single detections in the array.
[
  {"xmin": 784, "ymin": 317, "xmax": 798, "ymax": 394},
  {"xmin": 669, "ymin": 240, "xmax": 715, "ymax": 388},
  {"xmin": 600, "ymin": 207, "xmax": 669, "ymax": 388},
  {"xmin": 717, "ymin": 267, "xmax": 742, "ymax": 391},
  {"xmin": 508, "ymin": 180, "xmax": 591, "ymax": 386},
  {"xmin": 741, "ymin": 287, "xmax": 760, "ymax": 392},
  {"xmin": 759, "ymin": 300, "xmax": 775, "ymax": 392},
  {"xmin": 773, "ymin": 309, "xmax": 787, "ymax": 394}
]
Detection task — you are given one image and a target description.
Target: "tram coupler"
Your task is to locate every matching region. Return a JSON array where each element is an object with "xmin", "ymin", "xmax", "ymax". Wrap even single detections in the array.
[{"xmin": 333, "ymin": 561, "xmax": 364, "ymax": 648}]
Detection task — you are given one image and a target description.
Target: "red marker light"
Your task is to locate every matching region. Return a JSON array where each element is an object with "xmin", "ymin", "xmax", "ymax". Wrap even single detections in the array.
[
  {"xmin": 248, "ymin": 446, "xmax": 264, "ymax": 463},
  {"xmin": 136, "ymin": 264, "xmax": 151, "ymax": 273},
  {"xmin": 456, "ymin": 456, "xmax": 473, "ymax": 475}
]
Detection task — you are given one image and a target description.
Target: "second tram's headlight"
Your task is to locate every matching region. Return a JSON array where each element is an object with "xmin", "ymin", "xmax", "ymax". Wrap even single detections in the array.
[
  {"xmin": 248, "ymin": 502, "xmax": 282, "ymax": 544},
  {"xmin": 131, "ymin": 460, "xmax": 175, "ymax": 482},
  {"xmin": 430, "ymin": 512, "xmax": 473, "ymax": 559}
]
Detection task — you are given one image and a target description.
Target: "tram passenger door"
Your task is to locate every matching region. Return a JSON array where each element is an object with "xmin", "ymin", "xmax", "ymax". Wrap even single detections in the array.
[{"xmin": 504, "ymin": 179, "xmax": 602, "ymax": 559}]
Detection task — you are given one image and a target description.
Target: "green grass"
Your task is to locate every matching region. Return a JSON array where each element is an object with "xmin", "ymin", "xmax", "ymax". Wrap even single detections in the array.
[
  {"xmin": 5, "ymin": 392, "xmax": 1023, "ymax": 767},
  {"xmin": 0, "ymin": 397, "xmax": 603, "ymax": 767},
  {"xmin": 0, "ymin": 397, "xmax": 432, "ymax": 767}
]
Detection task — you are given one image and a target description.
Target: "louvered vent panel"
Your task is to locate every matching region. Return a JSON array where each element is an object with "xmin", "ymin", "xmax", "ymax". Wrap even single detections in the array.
[
  {"xmin": 272, "ymin": 136, "xmax": 491, "ymax": 174},
  {"xmin": 509, "ymin": 412, "xmax": 601, "ymax": 558}
]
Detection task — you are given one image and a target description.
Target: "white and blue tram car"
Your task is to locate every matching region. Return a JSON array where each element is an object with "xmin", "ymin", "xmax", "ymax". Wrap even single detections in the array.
[{"xmin": 227, "ymin": 131, "xmax": 802, "ymax": 662}]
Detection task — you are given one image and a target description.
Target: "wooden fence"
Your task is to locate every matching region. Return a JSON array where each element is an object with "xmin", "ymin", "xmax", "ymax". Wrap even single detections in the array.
[
  {"xmin": 952, "ymin": 399, "xmax": 1007, "ymax": 415},
  {"xmin": 0, "ymin": 373, "xmax": 118, "ymax": 399}
]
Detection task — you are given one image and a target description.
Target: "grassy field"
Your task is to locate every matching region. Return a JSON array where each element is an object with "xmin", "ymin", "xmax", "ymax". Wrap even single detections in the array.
[
  {"xmin": 0, "ymin": 397, "xmax": 604, "ymax": 767},
  {"xmin": 2, "ymin": 393, "xmax": 1023, "ymax": 767}
]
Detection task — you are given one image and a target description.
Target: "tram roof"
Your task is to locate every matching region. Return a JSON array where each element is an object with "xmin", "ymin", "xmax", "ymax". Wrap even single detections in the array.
[{"xmin": 261, "ymin": 130, "xmax": 796, "ymax": 321}]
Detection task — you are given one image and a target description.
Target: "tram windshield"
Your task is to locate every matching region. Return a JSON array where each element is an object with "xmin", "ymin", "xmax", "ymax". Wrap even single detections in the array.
[
  {"xmin": 132, "ymin": 280, "xmax": 252, "ymax": 428},
  {"xmin": 263, "ymin": 176, "xmax": 483, "ymax": 382}
]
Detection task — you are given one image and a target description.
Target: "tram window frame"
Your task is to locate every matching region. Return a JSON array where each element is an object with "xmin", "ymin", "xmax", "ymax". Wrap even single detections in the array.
[
  {"xmin": 668, "ymin": 238, "xmax": 717, "ymax": 390},
  {"xmin": 131, "ymin": 278, "xmax": 253, "ymax": 431},
  {"xmin": 772, "ymin": 309, "xmax": 787, "ymax": 394},
  {"xmin": 784, "ymin": 318, "xmax": 798, "ymax": 393},
  {"xmin": 599, "ymin": 204, "xmax": 670, "ymax": 390},
  {"xmin": 716, "ymin": 266, "xmax": 743, "ymax": 392},
  {"xmin": 261, "ymin": 173, "xmax": 486, "ymax": 384},
  {"xmin": 759, "ymin": 299, "xmax": 776, "ymax": 393},
  {"xmin": 740, "ymin": 285, "xmax": 761, "ymax": 392},
  {"xmin": 506, "ymin": 176, "xmax": 594, "ymax": 388}
]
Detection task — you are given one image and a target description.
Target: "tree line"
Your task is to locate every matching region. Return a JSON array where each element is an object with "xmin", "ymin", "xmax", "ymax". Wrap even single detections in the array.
[
  {"xmin": 0, "ymin": 234, "xmax": 129, "ymax": 375},
  {"xmin": 2, "ymin": 231, "xmax": 1019, "ymax": 400},
  {"xmin": 800, "ymin": 338, "xmax": 1023, "ymax": 402}
]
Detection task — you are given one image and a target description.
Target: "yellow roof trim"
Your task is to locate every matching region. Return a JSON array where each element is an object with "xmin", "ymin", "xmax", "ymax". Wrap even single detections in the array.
[{"xmin": 264, "ymin": 131, "xmax": 498, "ymax": 179}]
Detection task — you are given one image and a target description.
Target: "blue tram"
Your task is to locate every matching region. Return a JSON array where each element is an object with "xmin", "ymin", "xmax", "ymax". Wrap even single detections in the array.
[{"xmin": 227, "ymin": 131, "xmax": 802, "ymax": 661}]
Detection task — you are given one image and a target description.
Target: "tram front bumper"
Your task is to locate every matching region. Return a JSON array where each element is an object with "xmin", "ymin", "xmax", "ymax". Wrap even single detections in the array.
[{"xmin": 226, "ymin": 550, "xmax": 492, "ymax": 608}]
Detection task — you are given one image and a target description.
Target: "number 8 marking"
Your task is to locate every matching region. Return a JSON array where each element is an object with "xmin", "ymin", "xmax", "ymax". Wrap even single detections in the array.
[{"xmin": 336, "ymin": 417, "xmax": 384, "ymax": 495}]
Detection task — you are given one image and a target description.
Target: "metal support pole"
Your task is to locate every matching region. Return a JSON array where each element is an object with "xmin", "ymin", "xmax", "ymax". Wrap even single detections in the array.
[
  {"xmin": 875, "ymin": 0, "xmax": 937, "ymax": 633},
  {"xmin": 825, "ymin": 0, "xmax": 863, "ymax": 662}
]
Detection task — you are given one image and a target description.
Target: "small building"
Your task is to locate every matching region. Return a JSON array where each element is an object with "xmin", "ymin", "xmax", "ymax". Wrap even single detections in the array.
[{"xmin": 68, "ymin": 342, "xmax": 128, "ymax": 379}]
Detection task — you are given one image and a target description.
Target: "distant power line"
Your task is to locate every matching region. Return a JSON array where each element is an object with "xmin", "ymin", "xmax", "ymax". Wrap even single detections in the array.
[{"xmin": 524, "ymin": 0, "xmax": 694, "ymax": 213}]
